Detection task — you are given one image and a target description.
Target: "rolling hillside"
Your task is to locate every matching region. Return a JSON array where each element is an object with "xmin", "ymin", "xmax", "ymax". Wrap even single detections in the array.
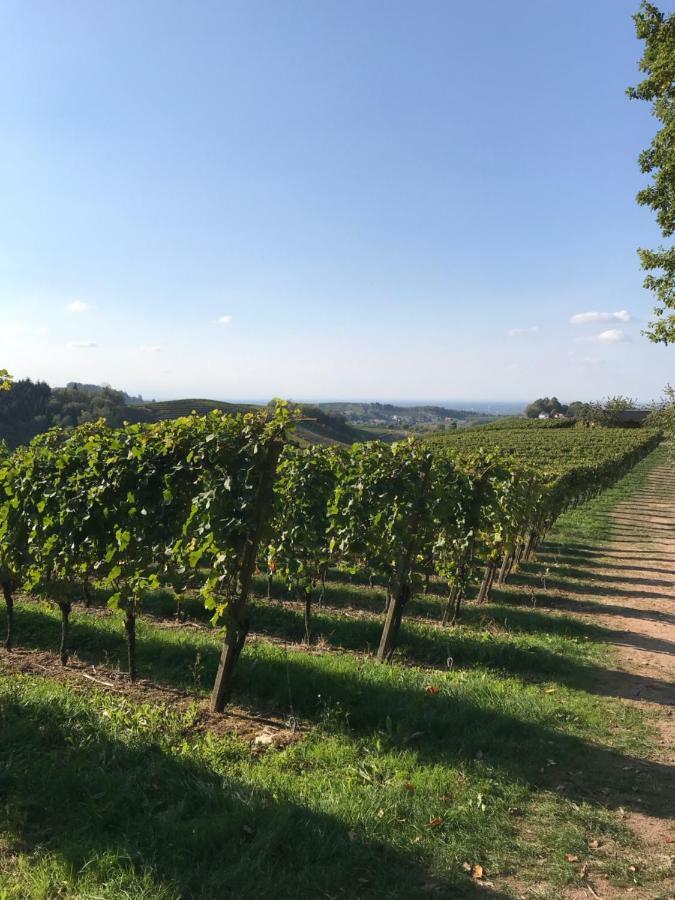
[{"xmin": 133, "ymin": 399, "xmax": 396, "ymax": 445}]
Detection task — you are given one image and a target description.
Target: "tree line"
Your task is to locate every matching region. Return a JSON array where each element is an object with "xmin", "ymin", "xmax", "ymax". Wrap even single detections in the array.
[{"xmin": 0, "ymin": 378, "xmax": 156, "ymax": 449}]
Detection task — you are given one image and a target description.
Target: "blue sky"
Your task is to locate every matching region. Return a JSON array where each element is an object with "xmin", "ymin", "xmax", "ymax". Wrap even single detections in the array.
[{"xmin": 0, "ymin": 0, "xmax": 672, "ymax": 403}]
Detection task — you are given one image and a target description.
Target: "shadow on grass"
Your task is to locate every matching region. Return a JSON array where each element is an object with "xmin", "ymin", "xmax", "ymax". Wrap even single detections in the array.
[
  {"xmin": 0, "ymin": 690, "xmax": 489, "ymax": 900},
  {"xmin": 4, "ymin": 606, "xmax": 675, "ymax": 823},
  {"xmin": 9, "ymin": 602, "xmax": 588, "ymax": 682},
  {"xmin": 517, "ymin": 562, "xmax": 674, "ymax": 589},
  {"xmin": 9, "ymin": 600, "xmax": 675, "ymax": 707},
  {"xmin": 502, "ymin": 571, "xmax": 672, "ymax": 603},
  {"xmin": 492, "ymin": 586, "xmax": 675, "ymax": 629}
]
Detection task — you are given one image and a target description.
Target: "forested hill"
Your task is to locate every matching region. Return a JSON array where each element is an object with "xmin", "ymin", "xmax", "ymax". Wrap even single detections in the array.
[
  {"xmin": 0, "ymin": 380, "xmax": 397, "ymax": 449},
  {"xmin": 0, "ymin": 380, "xmax": 157, "ymax": 449}
]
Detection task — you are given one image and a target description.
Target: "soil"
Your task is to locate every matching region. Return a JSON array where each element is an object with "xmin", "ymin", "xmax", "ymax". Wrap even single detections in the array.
[{"xmin": 523, "ymin": 461, "xmax": 675, "ymax": 900}]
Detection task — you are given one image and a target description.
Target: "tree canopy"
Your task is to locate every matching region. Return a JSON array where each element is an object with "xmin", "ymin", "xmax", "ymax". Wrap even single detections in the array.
[
  {"xmin": 525, "ymin": 397, "xmax": 568, "ymax": 419},
  {"xmin": 0, "ymin": 379, "xmax": 155, "ymax": 449},
  {"xmin": 629, "ymin": 2, "xmax": 675, "ymax": 343}
]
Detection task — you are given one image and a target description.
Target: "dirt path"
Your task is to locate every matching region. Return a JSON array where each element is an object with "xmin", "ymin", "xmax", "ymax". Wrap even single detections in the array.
[{"xmin": 546, "ymin": 459, "xmax": 675, "ymax": 898}]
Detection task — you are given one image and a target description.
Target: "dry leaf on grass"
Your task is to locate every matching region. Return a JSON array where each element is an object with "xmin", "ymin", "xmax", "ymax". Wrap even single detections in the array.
[{"xmin": 462, "ymin": 862, "xmax": 485, "ymax": 879}]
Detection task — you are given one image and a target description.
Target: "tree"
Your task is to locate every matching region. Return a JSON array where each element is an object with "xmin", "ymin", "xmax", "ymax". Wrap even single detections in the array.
[
  {"xmin": 645, "ymin": 383, "xmax": 675, "ymax": 434},
  {"xmin": 628, "ymin": 2, "xmax": 675, "ymax": 343},
  {"xmin": 525, "ymin": 397, "xmax": 568, "ymax": 418},
  {"xmin": 567, "ymin": 401, "xmax": 593, "ymax": 420},
  {"xmin": 0, "ymin": 378, "xmax": 155, "ymax": 449}
]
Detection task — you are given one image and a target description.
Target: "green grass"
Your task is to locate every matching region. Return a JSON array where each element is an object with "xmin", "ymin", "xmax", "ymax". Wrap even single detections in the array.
[
  {"xmin": 544, "ymin": 445, "xmax": 668, "ymax": 545},
  {"xmin": 0, "ymin": 446, "xmax": 672, "ymax": 898}
]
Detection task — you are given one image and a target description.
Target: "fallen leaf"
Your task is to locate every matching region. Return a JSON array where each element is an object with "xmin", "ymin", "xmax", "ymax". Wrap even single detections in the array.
[
  {"xmin": 544, "ymin": 687, "xmax": 556, "ymax": 694},
  {"xmin": 588, "ymin": 839, "xmax": 600, "ymax": 849},
  {"xmin": 403, "ymin": 782, "xmax": 415, "ymax": 791},
  {"xmin": 428, "ymin": 817, "xmax": 444, "ymax": 829},
  {"xmin": 425, "ymin": 685, "xmax": 440, "ymax": 695},
  {"xmin": 462, "ymin": 862, "xmax": 485, "ymax": 879},
  {"xmin": 565, "ymin": 854, "xmax": 580, "ymax": 863}
]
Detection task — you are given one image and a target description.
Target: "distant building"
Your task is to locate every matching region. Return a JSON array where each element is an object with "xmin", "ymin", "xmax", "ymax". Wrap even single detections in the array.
[{"xmin": 612, "ymin": 410, "xmax": 650, "ymax": 426}]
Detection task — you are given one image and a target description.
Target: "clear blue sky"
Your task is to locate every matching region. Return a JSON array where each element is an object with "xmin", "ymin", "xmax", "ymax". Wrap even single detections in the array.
[{"xmin": 0, "ymin": 0, "xmax": 672, "ymax": 403}]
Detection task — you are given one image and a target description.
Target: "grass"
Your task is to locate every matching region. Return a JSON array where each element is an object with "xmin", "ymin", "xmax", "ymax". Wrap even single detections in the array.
[
  {"xmin": 543, "ymin": 445, "xmax": 667, "ymax": 546},
  {"xmin": 0, "ymin": 446, "xmax": 672, "ymax": 898}
]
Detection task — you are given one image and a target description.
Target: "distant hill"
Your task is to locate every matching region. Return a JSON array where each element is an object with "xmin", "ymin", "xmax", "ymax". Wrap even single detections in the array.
[
  {"xmin": 133, "ymin": 398, "xmax": 396, "ymax": 446},
  {"xmin": 136, "ymin": 398, "xmax": 255, "ymax": 419}
]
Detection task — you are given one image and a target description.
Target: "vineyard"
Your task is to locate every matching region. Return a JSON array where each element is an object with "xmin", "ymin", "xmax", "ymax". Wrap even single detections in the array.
[
  {"xmin": 0, "ymin": 408, "xmax": 661, "ymax": 712},
  {"xmin": 0, "ymin": 409, "xmax": 672, "ymax": 897}
]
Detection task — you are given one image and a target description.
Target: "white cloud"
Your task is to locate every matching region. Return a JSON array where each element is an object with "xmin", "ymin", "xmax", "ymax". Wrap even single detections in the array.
[
  {"xmin": 595, "ymin": 329, "xmax": 629, "ymax": 344},
  {"xmin": 506, "ymin": 326, "xmax": 539, "ymax": 337},
  {"xmin": 140, "ymin": 344, "xmax": 161, "ymax": 352},
  {"xmin": 68, "ymin": 340, "xmax": 98, "ymax": 349},
  {"xmin": 569, "ymin": 310, "xmax": 631, "ymax": 325},
  {"xmin": 217, "ymin": 315, "xmax": 232, "ymax": 326},
  {"xmin": 66, "ymin": 300, "xmax": 91, "ymax": 315}
]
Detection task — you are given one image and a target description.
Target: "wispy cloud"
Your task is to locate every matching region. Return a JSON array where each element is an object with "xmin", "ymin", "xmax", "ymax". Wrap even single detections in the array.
[
  {"xmin": 217, "ymin": 315, "xmax": 232, "ymax": 326},
  {"xmin": 506, "ymin": 326, "xmax": 539, "ymax": 337},
  {"xmin": 569, "ymin": 310, "xmax": 631, "ymax": 325},
  {"xmin": 66, "ymin": 300, "xmax": 91, "ymax": 315},
  {"xmin": 140, "ymin": 344, "xmax": 161, "ymax": 352},
  {"xmin": 506, "ymin": 362, "xmax": 522, "ymax": 371},
  {"xmin": 68, "ymin": 340, "xmax": 98, "ymax": 349}
]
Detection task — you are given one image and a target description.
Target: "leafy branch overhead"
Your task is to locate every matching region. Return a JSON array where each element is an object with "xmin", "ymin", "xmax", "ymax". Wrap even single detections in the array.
[{"xmin": 629, "ymin": 2, "xmax": 675, "ymax": 343}]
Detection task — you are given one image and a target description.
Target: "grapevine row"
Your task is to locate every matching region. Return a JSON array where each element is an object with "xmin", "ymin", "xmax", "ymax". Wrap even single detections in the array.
[{"xmin": 0, "ymin": 408, "xmax": 661, "ymax": 711}]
